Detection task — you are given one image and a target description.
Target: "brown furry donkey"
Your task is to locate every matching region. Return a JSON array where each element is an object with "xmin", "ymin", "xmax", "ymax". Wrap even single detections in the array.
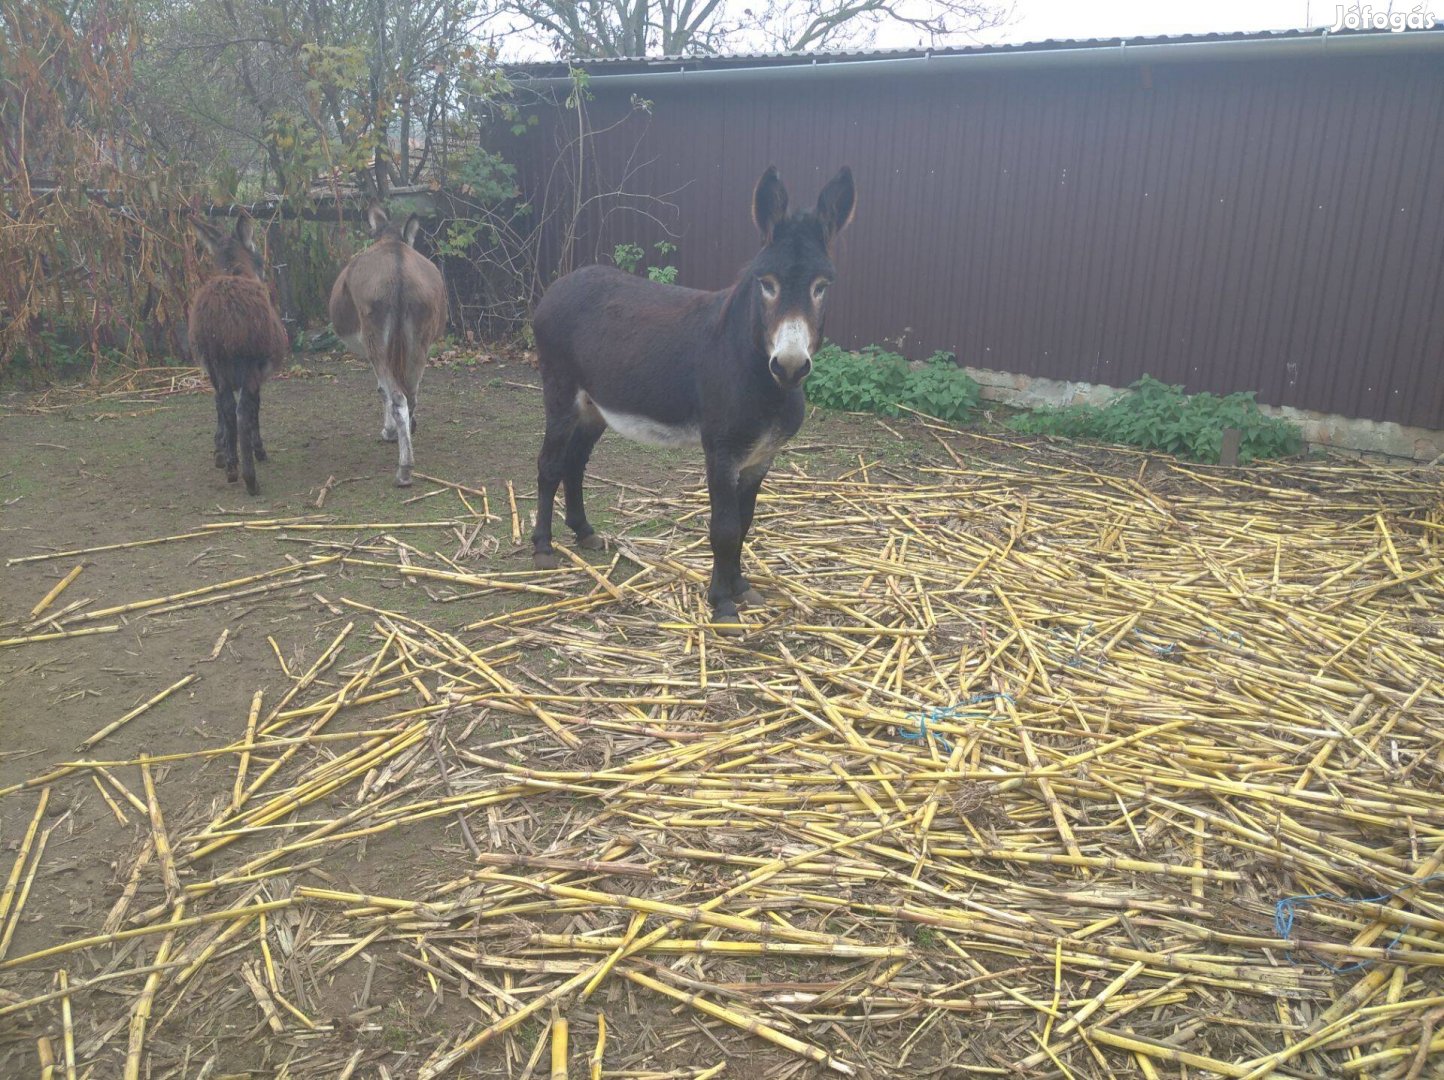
[{"xmin": 188, "ymin": 214, "xmax": 288, "ymax": 495}]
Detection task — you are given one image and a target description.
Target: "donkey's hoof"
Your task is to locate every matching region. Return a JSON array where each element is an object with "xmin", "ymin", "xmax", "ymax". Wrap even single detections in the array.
[
  {"xmin": 226, "ymin": 470, "xmax": 239, "ymax": 484},
  {"xmin": 254, "ymin": 446, "xmax": 268, "ymax": 462},
  {"xmin": 244, "ymin": 477, "xmax": 260, "ymax": 496},
  {"xmin": 577, "ymin": 532, "xmax": 606, "ymax": 551},
  {"xmin": 214, "ymin": 452, "xmax": 227, "ymax": 469},
  {"xmin": 734, "ymin": 587, "xmax": 765, "ymax": 609},
  {"xmin": 711, "ymin": 603, "xmax": 745, "ymax": 636},
  {"xmin": 534, "ymin": 551, "xmax": 562, "ymax": 571},
  {"xmin": 381, "ymin": 429, "xmax": 398, "ymax": 443},
  {"xmin": 395, "ymin": 468, "xmax": 413, "ymax": 488}
]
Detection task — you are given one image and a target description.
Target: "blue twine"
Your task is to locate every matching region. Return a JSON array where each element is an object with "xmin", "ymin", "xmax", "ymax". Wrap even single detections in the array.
[
  {"xmin": 897, "ymin": 693, "xmax": 1015, "ymax": 754},
  {"xmin": 1132, "ymin": 628, "xmax": 1179, "ymax": 657},
  {"xmin": 1047, "ymin": 625, "xmax": 1105, "ymax": 671},
  {"xmin": 1273, "ymin": 875, "xmax": 1444, "ymax": 973},
  {"xmin": 1202, "ymin": 626, "xmax": 1246, "ymax": 647},
  {"xmin": 898, "ymin": 712, "xmax": 955, "ymax": 752}
]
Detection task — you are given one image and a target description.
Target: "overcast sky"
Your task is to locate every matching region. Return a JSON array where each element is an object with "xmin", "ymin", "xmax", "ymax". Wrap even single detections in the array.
[
  {"xmin": 889, "ymin": 0, "xmax": 1332, "ymax": 49},
  {"xmin": 497, "ymin": 0, "xmax": 1350, "ymax": 59}
]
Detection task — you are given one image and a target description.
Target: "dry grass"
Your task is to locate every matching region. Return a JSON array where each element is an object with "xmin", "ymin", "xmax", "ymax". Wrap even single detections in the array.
[{"xmin": 2, "ymin": 420, "xmax": 1443, "ymax": 1078}]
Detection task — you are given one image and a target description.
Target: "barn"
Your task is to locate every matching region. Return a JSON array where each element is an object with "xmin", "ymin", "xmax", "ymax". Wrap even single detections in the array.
[{"xmin": 507, "ymin": 27, "xmax": 1444, "ymax": 457}]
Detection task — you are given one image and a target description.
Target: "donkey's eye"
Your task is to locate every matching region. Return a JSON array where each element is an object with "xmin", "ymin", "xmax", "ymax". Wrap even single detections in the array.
[
  {"xmin": 758, "ymin": 276, "xmax": 779, "ymax": 301},
  {"xmin": 812, "ymin": 280, "xmax": 830, "ymax": 302}
]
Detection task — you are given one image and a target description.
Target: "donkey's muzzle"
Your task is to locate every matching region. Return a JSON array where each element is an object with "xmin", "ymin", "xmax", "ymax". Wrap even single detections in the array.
[{"xmin": 769, "ymin": 354, "xmax": 812, "ymax": 389}]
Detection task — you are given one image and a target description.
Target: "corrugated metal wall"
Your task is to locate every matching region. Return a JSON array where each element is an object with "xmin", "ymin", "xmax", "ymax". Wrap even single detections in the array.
[{"xmin": 519, "ymin": 52, "xmax": 1444, "ymax": 428}]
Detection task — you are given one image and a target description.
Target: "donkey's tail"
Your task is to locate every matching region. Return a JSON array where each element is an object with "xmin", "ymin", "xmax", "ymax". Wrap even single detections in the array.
[
  {"xmin": 356, "ymin": 285, "xmax": 404, "ymax": 391},
  {"xmin": 384, "ymin": 301, "xmax": 408, "ymax": 390}
]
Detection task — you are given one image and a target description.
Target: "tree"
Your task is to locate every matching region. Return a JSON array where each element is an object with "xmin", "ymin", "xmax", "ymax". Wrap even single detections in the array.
[
  {"xmin": 134, "ymin": 0, "xmax": 499, "ymax": 200},
  {"xmin": 747, "ymin": 0, "xmax": 1013, "ymax": 53},
  {"xmin": 493, "ymin": 0, "xmax": 1013, "ymax": 58}
]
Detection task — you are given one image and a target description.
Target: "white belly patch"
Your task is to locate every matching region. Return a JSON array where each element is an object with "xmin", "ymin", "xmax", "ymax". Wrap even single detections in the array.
[
  {"xmin": 591, "ymin": 400, "xmax": 701, "ymax": 449},
  {"xmin": 739, "ymin": 429, "xmax": 784, "ymax": 471}
]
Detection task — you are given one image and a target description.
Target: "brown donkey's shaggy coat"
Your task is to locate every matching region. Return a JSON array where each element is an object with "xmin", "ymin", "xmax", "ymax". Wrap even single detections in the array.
[
  {"xmin": 188, "ymin": 214, "xmax": 288, "ymax": 495},
  {"xmin": 329, "ymin": 206, "xmax": 448, "ymax": 487}
]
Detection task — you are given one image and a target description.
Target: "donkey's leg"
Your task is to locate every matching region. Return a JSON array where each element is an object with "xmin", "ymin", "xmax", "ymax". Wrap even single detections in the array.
[
  {"xmin": 562, "ymin": 418, "xmax": 606, "ymax": 549},
  {"xmin": 704, "ymin": 450, "xmax": 747, "ymax": 631},
  {"xmin": 238, "ymin": 377, "xmax": 262, "ymax": 496},
  {"xmin": 389, "ymin": 387, "xmax": 414, "ymax": 487},
  {"xmin": 378, "ymin": 383, "xmax": 397, "ymax": 442},
  {"xmin": 408, "ymin": 362, "xmax": 426, "ymax": 435},
  {"xmin": 532, "ymin": 403, "xmax": 578, "ymax": 571},
  {"xmin": 732, "ymin": 461, "xmax": 770, "ymax": 607},
  {"xmin": 213, "ymin": 385, "xmax": 230, "ymax": 469},
  {"xmin": 252, "ymin": 388, "xmax": 267, "ymax": 462},
  {"xmin": 218, "ymin": 384, "xmax": 240, "ymax": 485}
]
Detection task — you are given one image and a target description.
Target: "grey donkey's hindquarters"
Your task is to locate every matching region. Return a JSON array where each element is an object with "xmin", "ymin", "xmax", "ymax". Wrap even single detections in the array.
[{"xmin": 328, "ymin": 207, "xmax": 447, "ymax": 487}]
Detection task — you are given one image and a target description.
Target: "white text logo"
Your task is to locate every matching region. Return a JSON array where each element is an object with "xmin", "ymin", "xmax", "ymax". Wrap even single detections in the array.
[{"xmin": 1328, "ymin": 4, "xmax": 1438, "ymax": 31}]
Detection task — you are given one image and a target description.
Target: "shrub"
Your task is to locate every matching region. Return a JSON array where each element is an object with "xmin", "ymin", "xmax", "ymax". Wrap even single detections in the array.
[
  {"xmin": 807, "ymin": 344, "xmax": 981, "ymax": 424},
  {"xmin": 612, "ymin": 240, "xmax": 679, "ymax": 283},
  {"xmin": 1008, "ymin": 375, "xmax": 1302, "ymax": 463},
  {"xmin": 611, "ymin": 242, "xmax": 645, "ymax": 274}
]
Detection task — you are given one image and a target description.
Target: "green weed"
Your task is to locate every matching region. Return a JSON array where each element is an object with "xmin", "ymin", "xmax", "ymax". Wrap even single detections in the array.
[
  {"xmin": 807, "ymin": 344, "xmax": 981, "ymax": 424},
  {"xmin": 1008, "ymin": 375, "xmax": 1302, "ymax": 463}
]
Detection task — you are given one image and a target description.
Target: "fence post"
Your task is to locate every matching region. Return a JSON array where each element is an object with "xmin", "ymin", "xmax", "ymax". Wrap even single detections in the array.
[{"xmin": 265, "ymin": 222, "xmax": 301, "ymax": 347}]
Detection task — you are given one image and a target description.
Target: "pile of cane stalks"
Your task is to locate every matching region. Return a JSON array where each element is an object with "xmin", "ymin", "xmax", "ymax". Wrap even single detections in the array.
[{"xmin": 3, "ymin": 421, "xmax": 1443, "ymax": 1078}]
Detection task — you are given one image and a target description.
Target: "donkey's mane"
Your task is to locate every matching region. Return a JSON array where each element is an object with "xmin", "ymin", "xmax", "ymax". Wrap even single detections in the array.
[{"xmin": 713, "ymin": 271, "xmax": 756, "ymax": 338}]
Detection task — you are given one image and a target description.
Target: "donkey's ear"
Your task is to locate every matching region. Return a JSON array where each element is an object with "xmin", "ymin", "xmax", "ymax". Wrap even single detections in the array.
[
  {"xmin": 367, "ymin": 204, "xmax": 390, "ymax": 236},
  {"xmin": 235, "ymin": 213, "xmax": 257, "ymax": 254},
  {"xmin": 815, "ymin": 167, "xmax": 855, "ymax": 245},
  {"xmin": 401, "ymin": 214, "xmax": 422, "ymax": 248},
  {"xmin": 190, "ymin": 216, "xmax": 224, "ymax": 255},
  {"xmin": 752, "ymin": 166, "xmax": 788, "ymax": 243}
]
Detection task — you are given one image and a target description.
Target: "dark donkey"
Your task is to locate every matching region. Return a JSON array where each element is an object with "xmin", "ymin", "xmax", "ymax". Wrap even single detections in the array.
[
  {"xmin": 531, "ymin": 165, "xmax": 855, "ymax": 626},
  {"xmin": 188, "ymin": 213, "xmax": 289, "ymax": 495}
]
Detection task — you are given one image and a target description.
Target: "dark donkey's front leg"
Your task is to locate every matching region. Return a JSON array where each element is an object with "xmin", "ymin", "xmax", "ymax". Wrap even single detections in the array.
[
  {"xmin": 704, "ymin": 447, "xmax": 751, "ymax": 628},
  {"xmin": 732, "ymin": 462, "xmax": 769, "ymax": 608}
]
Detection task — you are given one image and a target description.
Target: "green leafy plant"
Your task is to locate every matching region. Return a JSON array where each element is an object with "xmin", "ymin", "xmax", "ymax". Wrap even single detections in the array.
[
  {"xmin": 807, "ymin": 344, "xmax": 980, "ymax": 424},
  {"xmin": 451, "ymin": 147, "xmax": 520, "ymax": 208},
  {"xmin": 901, "ymin": 351, "xmax": 981, "ymax": 420},
  {"xmin": 611, "ymin": 242, "xmax": 644, "ymax": 274},
  {"xmin": 613, "ymin": 240, "xmax": 680, "ymax": 283},
  {"xmin": 647, "ymin": 240, "xmax": 679, "ymax": 283},
  {"xmin": 1008, "ymin": 375, "xmax": 1302, "ymax": 463}
]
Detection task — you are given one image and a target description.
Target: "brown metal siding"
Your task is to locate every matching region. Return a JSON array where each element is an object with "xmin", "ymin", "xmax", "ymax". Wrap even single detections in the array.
[{"xmin": 523, "ymin": 53, "xmax": 1444, "ymax": 428}]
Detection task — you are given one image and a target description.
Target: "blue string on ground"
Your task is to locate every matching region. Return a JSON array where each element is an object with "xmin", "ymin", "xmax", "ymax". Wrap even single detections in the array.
[
  {"xmin": 1273, "ymin": 875, "xmax": 1444, "ymax": 973},
  {"xmin": 896, "ymin": 692, "xmax": 1015, "ymax": 754},
  {"xmin": 1133, "ymin": 627, "xmax": 1179, "ymax": 657}
]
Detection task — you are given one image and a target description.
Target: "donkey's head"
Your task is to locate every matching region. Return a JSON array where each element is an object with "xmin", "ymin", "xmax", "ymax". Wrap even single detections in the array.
[
  {"xmin": 367, "ymin": 205, "xmax": 424, "ymax": 248},
  {"xmin": 192, "ymin": 214, "xmax": 264, "ymax": 281},
  {"xmin": 748, "ymin": 165, "xmax": 855, "ymax": 390}
]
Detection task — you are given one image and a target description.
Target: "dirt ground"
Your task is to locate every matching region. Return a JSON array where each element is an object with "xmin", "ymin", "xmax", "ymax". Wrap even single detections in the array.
[
  {"xmin": 1, "ymin": 354, "xmax": 687, "ymax": 786},
  {"xmin": 2, "ymin": 353, "xmax": 1442, "ymax": 1080},
  {"xmin": 0, "ymin": 353, "xmax": 943, "ymax": 1076}
]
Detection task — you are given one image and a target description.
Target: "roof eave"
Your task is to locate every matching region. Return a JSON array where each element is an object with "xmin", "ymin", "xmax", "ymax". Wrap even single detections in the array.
[{"xmin": 512, "ymin": 29, "xmax": 1444, "ymax": 90}]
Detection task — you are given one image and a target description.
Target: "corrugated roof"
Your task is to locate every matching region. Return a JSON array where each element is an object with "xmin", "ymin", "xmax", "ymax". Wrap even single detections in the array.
[{"xmin": 505, "ymin": 25, "xmax": 1444, "ymax": 77}]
